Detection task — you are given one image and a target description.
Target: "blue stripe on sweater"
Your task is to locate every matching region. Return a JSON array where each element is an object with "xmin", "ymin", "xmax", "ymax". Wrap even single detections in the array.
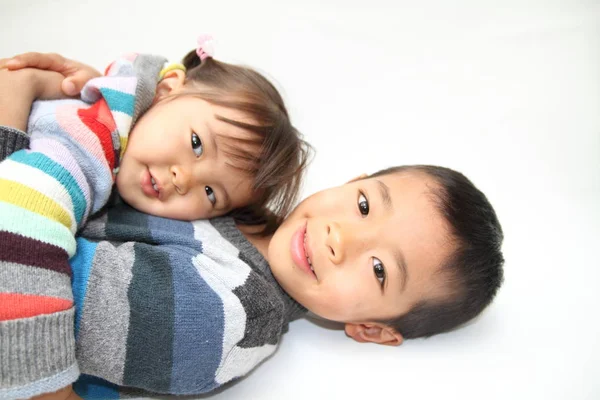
[
  {"xmin": 147, "ymin": 215, "xmax": 203, "ymax": 250},
  {"xmin": 10, "ymin": 151, "xmax": 86, "ymax": 225},
  {"xmin": 74, "ymin": 374, "xmax": 120, "ymax": 399},
  {"xmin": 145, "ymin": 216, "xmax": 224, "ymax": 393},
  {"xmin": 71, "ymin": 238, "xmax": 98, "ymax": 337},
  {"xmin": 169, "ymin": 241, "xmax": 223, "ymax": 393},
  {"xmin": 99, "ymin": 88, "xmax": 135, "ymax": 116}
]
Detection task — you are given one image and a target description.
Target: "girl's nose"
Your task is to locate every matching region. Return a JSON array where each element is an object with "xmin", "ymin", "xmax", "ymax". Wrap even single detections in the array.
[{"xmin": 170, "ymin": 165, "xmax": 191, "ymax": 194}]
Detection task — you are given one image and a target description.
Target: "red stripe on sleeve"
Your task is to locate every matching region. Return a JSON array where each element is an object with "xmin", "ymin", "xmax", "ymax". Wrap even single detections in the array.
[
  {"xmin": 77, "ymin": 100, "xmax": 116, "ymax": 172},
  {"xmin": 0, "ymin": 293, "xmax": 73, "ymax": 320}
]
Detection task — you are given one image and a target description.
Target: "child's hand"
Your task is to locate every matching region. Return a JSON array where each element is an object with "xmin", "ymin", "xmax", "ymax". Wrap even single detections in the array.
[
  {"xmin": 0, "ymin": 67, "xmax": 65, "ymax": 130},
  {"xmin": 0, "ymin": 52, "xmax": 101, "ymax": 96}
]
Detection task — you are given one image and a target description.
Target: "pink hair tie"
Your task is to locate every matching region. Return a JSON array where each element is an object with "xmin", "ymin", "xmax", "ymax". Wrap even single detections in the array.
[{"xmin": 196, "ymin": 35, "xmax": 215, "ymax": 61}]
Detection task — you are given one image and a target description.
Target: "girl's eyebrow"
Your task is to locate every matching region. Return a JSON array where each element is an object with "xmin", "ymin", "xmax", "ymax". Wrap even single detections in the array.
[
  {"xmin": 204, "ymin": 119, "xmax": 219, "ymax": 153},
  {"xmin": 221, "ymin": 188, "xmax": 231, "ymax": 210},
  {"xmin": 213, "ymin": 185, "xmax": 231, "ymax": 212}
]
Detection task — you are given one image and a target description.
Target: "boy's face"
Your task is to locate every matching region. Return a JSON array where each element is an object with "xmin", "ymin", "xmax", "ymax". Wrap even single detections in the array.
[
  {"xmin": 268, "ymin": 171, "xmax": 454, "ymax": 326},
  {"xmin": 116, "ymin": 86, "xmax": 256, "ymax": 220}
]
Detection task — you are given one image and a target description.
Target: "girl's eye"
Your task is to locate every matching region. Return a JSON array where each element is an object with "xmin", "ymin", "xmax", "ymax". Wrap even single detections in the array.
[
  {"xmin": 373, "ymin": 257, "xmax": 386, "ymax": 288},
  {"xmin": 205, "ymin": 186, "xmax": 216, "ymax": 205},
  {"xmin": 358, "ymin": 192, "xmax": 369, "ymax": 216},
  {"xmin": 191, "ymin": 133, "xmax": 203, "ymax": 157}
]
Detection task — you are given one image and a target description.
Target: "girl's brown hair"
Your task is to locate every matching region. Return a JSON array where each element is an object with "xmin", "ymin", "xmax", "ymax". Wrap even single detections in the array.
[{"xmin": 180, "ymin": 50, "xmax": 311, "ymax": 235}]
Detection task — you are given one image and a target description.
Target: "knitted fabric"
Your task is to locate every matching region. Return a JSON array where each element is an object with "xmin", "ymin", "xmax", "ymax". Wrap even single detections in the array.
[
  {"xmin": 71, "ymin": 205, "xmax": 306, "ymax": 398},
  {"xmin": 0, "ymin": 53, "xmax": 166, "ymax": 399},
  {"xmin": 0, "ymin": 126, "xmax": 29, "ymax": 162}
]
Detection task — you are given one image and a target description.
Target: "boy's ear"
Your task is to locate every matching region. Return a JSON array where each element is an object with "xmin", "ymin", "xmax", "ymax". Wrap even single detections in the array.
[
  {"xmin": 344, "ymin": 322, "xmax": 403, "ymax": 346},
  {"xmin": 154, "ymin": 69, "xmax": 186, "ymax": 103},
  {"xmin": 346, "ymin": 173, "xmax": 368, "ymax": 184}
]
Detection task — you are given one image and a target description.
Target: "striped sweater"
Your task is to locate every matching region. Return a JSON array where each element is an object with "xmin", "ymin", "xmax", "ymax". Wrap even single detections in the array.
[
  {"xmin": 73, "ymin": 206, "xmax": 305, "ymax": 398},
  {"xmin": 0, "ymin": 55, "xmax": 305, "ymax": 398}
]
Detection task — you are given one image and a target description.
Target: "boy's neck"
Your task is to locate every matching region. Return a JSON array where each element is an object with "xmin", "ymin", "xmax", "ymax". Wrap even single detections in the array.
[{"xmin": 237, "ymin": 223, "xmax": 272, "ymax": 261}]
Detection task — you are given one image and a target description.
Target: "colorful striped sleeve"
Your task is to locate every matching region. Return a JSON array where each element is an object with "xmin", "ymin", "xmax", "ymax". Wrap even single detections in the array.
[{"xmin": 0, "ymin": 54, "xmax": 166, "ymax": 399}]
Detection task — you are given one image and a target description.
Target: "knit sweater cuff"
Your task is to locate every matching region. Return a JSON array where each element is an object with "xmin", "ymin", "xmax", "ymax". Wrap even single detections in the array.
[
  {"xmin": 0, "ymin": 126, "xmax": 30, "ymax": 162},
  {"xmin": 0, "ymin": 308, "xmax": 79, "ymax": 399}
]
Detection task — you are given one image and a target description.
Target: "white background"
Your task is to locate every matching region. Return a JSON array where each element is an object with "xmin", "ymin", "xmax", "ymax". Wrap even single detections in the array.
[{"xmin": 2, "ymin": 1, "xmax": 599, "ymax": 399}]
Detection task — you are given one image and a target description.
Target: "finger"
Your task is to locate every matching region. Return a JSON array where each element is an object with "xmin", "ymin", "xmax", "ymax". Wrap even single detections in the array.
[
  {"xmin": 62, "ymin": 69, "xmax": 97, "ymax": 96},
  {"xmin": 6, "ymin": 52, "xmax": 67, "ymax": 72},
  {"xmin": 61, "ymin": 79, "xmax": 78, "ymax": 96},
  {"xmin": 0, "ymin": 57, "xmax": 20, "ymax": 69}
]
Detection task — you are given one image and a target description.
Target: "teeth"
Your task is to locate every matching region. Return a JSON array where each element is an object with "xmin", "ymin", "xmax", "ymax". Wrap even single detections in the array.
[
  {"xmin": 304, "ymin": 233, "xmax": 313, "ymax": 271},
  {"xmin": 152, "ymin": 183, "xmax": 158, "ymax": 192},
  {"xmin": 151, "ymin": 177, "xmax": 156, "ymax": 184}
]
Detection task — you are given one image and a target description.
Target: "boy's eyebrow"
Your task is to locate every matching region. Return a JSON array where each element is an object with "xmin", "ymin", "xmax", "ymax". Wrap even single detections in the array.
[
  {"xmin": 376, "ymin": 179, "xmax": 393, "ymax": 212},
  {"xmin": 374, "ymin": 179, "xmax": 408, "ymax": 290},
  {"xmin": 395, "ymin": 249, "xmax": 409, "ymax": 292}
]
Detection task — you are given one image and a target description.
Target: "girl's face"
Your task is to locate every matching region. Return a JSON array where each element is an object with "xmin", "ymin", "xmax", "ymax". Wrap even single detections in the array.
[{"xmin": 116, "ymin": 93, "xmax": 257, "ymax": 220}]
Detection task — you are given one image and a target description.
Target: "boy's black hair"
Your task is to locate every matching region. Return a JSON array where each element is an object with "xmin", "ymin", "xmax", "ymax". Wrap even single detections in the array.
[{"xmin": 370, "ymin": 165, "xmax": 504, "ymax": 339}]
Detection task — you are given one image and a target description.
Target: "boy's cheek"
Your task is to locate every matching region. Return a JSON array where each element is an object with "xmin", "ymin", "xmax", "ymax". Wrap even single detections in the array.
[
  {"xmin": 309, "ymin": 191, "xmax": 347, "ymax": 213},
  {"xmin": 314, "ymin": 280, "xmax": 360, "ymax": 321}
]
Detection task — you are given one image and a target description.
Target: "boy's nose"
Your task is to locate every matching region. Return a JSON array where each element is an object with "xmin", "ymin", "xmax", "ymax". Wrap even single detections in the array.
[
  {"xmin": 170, "ymin": 165, "xmax": 191, "ymax": 194},
  {"xmin": 326, "ymin": 222, "xmax": 345, "ymax": 265}
]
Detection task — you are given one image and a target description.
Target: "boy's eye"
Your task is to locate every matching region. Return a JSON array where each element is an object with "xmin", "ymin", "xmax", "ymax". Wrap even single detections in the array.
[
  {"xmin": 358, "ymin": 192, "xmax": 369, "ymax": 216},
  {"xmin": 191, "ymin": 133, "xmax": 203, "ymax": 157},
  {"xmin": 205, "ymin": 186, "xmax": 216, "ymax": 205},
  {"xmin": 373, "ymin": 257, "xmax": 386, "ymax": 288}
]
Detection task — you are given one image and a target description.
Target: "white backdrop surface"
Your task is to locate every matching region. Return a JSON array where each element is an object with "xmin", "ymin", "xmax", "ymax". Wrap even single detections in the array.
[{"xmin": 2, "ymin": 1, "xmax": 599, "ymax": 399}]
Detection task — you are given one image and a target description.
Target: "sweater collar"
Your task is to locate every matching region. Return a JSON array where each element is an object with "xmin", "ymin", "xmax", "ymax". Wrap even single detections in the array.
[{"xmin": 209, "ymin": 217, "xmax": 307, "ymax": 324}]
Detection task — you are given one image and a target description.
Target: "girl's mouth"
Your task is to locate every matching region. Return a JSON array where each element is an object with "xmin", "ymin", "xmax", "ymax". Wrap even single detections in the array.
[{"xmin": 141, "ymin": 168, "xmax": 160, "ymax": 198}]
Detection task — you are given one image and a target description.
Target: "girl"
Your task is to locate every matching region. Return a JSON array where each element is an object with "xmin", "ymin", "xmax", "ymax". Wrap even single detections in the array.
[
  {"xmin": 0, "ymin": 36, "xmax": 309, "ymax": 227},
  {"xmin": 0, "ymin": 40, "xmax": 311, "ymax": 399}
]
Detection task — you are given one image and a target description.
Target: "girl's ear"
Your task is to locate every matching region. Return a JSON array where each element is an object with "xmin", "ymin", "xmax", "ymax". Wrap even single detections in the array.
[
  {"xmin": 344, "ymin": 322, "xmax": 403, "ymax": 346},
  {"xmin": 154, "ymin": 69, "xmax": 186, "ymax": 103}
]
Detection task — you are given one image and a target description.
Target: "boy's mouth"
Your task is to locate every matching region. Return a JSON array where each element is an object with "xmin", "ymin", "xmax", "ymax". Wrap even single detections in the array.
[
  {"xmin": 304, "ymin": 232, "xmax": 314, "ymax": 273},
  {"xmin": 291, "ymin": 222, "xmax": 317, "ymax": 279}
]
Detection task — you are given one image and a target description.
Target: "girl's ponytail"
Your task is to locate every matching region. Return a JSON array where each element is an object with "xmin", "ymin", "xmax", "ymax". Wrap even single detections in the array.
[
  {"xmin": 182, "ymin": 35, "xmax": 215, "ymax": 70},
  {"xmin": 182, "ymin": 49, "xmax": 202, "ymax": 70}
]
